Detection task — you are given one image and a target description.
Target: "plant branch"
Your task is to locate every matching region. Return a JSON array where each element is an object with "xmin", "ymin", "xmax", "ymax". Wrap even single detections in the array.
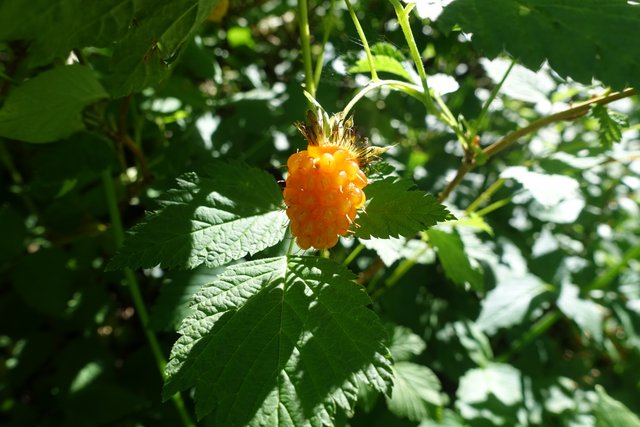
[
  {"xmin": 297, "ymin": 0, "xmax": 316, "ymax": 98},
  {"xmin": 483, "ymin": 88, "xmax": 636, "ymax": 158},
  {"xmin": 101, "ymin": 169, "xmax": 195, "ymax": 427},
  {"xmin": 345, "ymin": 0, "xmax": 378, "ymax": 81},
  {"xmin": 439, "ymin": 88, "xmax": 637, "ymax": 202}
]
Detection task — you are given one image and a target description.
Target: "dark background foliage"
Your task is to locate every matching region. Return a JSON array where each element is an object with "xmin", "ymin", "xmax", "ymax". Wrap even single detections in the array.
[{"xmin": 1, "ymin": 0, "xmax": 639, "ymax": 426}]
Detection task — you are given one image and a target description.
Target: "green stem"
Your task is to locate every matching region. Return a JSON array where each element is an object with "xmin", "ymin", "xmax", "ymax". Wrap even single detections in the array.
[
  {"xmin": 297, "ymin": 0, "xmax": 316, "ymax": 98},
  {"xmin": 586, "ymin": 244, "xmax": 640, "ymax": 292},
  {"xmin": 345, "ymin": 0, "xmax": 377, "ymax": 81},
  {"xmin": 101, "ymin": 169, "xmax": 195, "ymax": 427},
  {"xmin": 343, "ymin": 243, "xmax": 364, "ymax": 267},
  {"xmin": 342, "ymin": 79, "xmax": 423, "ymax": 118},
  {"xmin": 312, "ymin": 0, "xmax": 336, "ymax": 89},
  {"xmin": 389, "ymin": 0, "xmax": 436, "ymax": 115},
  {"xmin": 496, "ymin": 310, "xmax": 561, "ymax": 362},
  {"xmin": 469, "ymin": 59, "xmax": 516, "ymax": 143},
  {"xmin": 465, "ymin": 178, "xmax": 506, "ymax": 213},
  {"xmin": 474, "ymin": 197, "xmax": 511, "ymax": 217}
]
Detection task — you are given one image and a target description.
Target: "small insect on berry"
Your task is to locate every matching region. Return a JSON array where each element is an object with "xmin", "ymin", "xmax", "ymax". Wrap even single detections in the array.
[{"xmin": 284, "ymin": 109, "xmax": 385, "ymax": 250}]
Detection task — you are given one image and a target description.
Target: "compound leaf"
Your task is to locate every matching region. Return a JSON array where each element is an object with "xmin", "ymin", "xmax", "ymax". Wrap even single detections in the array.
[
  {"xmin": 108, "ymin": 161, "xmax": 288, "ymax": 270},
  {"xmin": 0, "ymin": 65, "xmax": 108, "ymax": 143},
  {"xmin": 163, "ymin": 256, "xmax": 393, "ymax": 424},
  {"xmin": 355, "ymin": 178, "xmax": 452, "ymax": 239},
  {"xmin": 590, "ymin": 104, "xmax": 628, "ymax": 148},
  {"xmin": 438, "ymin": 0, "xmax": 640, "ymax": 90}
]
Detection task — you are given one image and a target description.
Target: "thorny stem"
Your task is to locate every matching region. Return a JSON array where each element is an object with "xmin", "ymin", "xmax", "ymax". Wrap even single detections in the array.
[
  {"xmin": 312, "ymin": 0, "xmax": 336, "ymax": 89},
  {"xmin": 345, "ymin": 0, "xmax": 378, "ymax": 81},
  {"xmin": 101, "ymin": 169, "xmax": 195, "ymax": 427},
  {"xmin": 438, "ymin": 88, "xmax": 637, "ymax": 202}
]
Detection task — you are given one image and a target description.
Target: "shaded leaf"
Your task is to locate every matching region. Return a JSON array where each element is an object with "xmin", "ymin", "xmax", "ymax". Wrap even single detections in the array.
[
  {"xmin": 0, "ymin": 65, "xmax": 108, "ymax": 143},
  {"xmin": 439, "ymin": 0, "xmax": 640, "ymax": 90},
  {"xmin": 0, "ymin": 0, "xmax": 133, "ymax": 67},
  {"xmin": 107, "ymin": 0, "xmax": 221, "ymax": 96},
  {"xmin": 427, "ymin": 229, "xmax": 483, "ymax": 291},
  {"xmin": 163, "ymin": 256, "xmax": 393, "ymax": 424},
  {"xmin": 355, "ymin": 178, "xmax": 452, "ymax": 239},
  {"xmin": 149, "ymin": 266, "xmax": 224, "ymax": 331},
  {"xmin": 108, "ymin": 161, "xmax": 288, "ymax": 270}
]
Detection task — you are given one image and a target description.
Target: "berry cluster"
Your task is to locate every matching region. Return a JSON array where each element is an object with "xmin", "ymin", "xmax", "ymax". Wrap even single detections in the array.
[{"xmin": 284, "ymin": 145, "xmax": 367, "ymax": 250}]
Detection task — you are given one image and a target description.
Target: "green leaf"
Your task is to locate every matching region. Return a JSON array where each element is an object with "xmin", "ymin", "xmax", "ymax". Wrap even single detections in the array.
[
  {"xmin": 427, "ymin": 229, "xmax": 483, "ymax": 291},
  {"xmin": 107, "ymin": 0, "xmax": 221, "ymax": 97},
  {"xmin": 388, "ymin": 324, "xmax": 427, "ymax": 362},
  {"xmin": 590, "ymin": 104, "xmax": 628, "ymax": 148},
  {"xmin": 163, "ymin": 256, "xmax": 393, "ymax": 424},
  {"xmin": 387, "ymin": 362, "xmax": 445, "ymax": 422},
  {"xmin": 594, "ymin": 385, "xmax": 640, "ymax": 427},
  {"xmin": 355, "ymin": 178, "xmax": 452, "ymax": 239},
  {"xmin": 149, "ymin": 266, "xmax": 224, "ymax": 331},
  {"xmin": 0, "ymin": 0, "xmax": 133, "ymax": 67},
  {"xmin": 456, "ymin": 364, "xmax": 522, "ymax": 422},
  {"xmin": 475, "ymin": 272, "xmax": 550, "ymax": 334},
  {"xmin": 557, "ymin": 283, "xmax": 604, "ymax": 344},
  {"xmin": 108, "ymin": 161, "xmax": 288, "ymax": 270},
  {"xmin": 360, "ymin": 237, "xmax": 434, "ymax": 267},
  {"xmin": 438, "ymin": 0, "xmax": 640, "ymax": 90},
  {"xmin": 349, "ymin": 55, "xmax": 412, "ymax": 81},
  {"xmin": 0, "ymin": 65, "xmax": 108, "ymax": 143},
  {"xmin": 370, "ymin": 42, "xmax": 407, "ymax": 62}
]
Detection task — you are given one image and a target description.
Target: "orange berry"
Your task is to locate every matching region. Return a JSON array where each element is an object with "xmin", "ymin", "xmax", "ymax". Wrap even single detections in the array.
[{"xmin": 284, "ymin": 146, "xmax": 369, "ymax": 250}]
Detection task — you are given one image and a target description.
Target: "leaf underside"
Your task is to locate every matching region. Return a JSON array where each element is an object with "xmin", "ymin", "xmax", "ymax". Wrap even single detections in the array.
[
  {"xmin": 163, "ymin": 256, "xmax": 394, "ymax": 425},
  {"xmin": 438, "ymin": 0, "xmax": 640, "ymax": 90}
]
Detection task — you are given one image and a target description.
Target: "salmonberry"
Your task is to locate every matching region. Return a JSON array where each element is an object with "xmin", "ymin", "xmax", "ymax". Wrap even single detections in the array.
[{"xmin": 284, "ymin": 109, "xmax": 384, "ymax": 250}]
